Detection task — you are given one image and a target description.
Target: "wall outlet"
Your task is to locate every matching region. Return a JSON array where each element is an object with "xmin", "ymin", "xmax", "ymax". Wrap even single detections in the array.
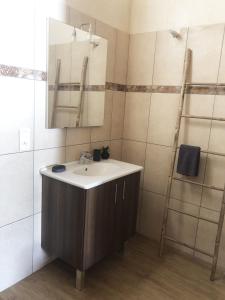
[{"xmin": 19, "ymin": 128, "xmax": 31, "ymax": 152}]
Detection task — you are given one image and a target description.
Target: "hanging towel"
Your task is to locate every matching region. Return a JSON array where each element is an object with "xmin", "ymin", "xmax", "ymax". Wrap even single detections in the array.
[{"xmin": 177, "ymin": 144, "xmax": 201, "ymax": 176}]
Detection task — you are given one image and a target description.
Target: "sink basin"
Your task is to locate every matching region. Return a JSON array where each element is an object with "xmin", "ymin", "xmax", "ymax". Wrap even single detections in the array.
[
  {"xmin": 73, "ymin": 162, "xmax": 121, "ymax": 177},
  {"xmin": 40, "ymin": 159, "xmax": 143, "ymax": 190}
]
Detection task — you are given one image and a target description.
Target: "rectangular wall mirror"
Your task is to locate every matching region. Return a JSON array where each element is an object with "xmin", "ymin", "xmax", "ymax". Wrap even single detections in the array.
[{"xmin": 47, "ymin": 18, "xmax": 108, "ymax": 129}]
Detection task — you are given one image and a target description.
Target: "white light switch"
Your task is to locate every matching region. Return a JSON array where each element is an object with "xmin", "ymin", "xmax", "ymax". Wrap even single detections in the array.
[{"xmin": 19, "ymin": 128, "xmax": 31, "ymax": 152}]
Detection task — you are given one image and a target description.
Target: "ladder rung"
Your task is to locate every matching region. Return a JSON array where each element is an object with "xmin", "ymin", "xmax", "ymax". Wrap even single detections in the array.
[
  {"xmin": 164, "ymin": 236, "xmax": 214, "ymax": 257},
  {"xmin": 172, "ymin": 177, "xmax": 224, "ymax": 192},
  {"xmin": 181, "ymin": 114, "xmax": 225, "ymax": 122},
  {"xmin": 168, "ymin": 207, "xmax": 219, "ymax": 225},
  {"xmin": 56, "ymin": 105, "xmax": 79, "ymax": 110}
]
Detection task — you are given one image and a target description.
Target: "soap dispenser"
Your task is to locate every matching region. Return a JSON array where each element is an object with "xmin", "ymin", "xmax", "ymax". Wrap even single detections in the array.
[{"xmin": 101, "ymin": 146, "xmax": 110, "ymax": 159}]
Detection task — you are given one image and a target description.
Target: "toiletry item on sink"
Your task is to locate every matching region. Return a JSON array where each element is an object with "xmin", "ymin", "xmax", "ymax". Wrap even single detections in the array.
[
  {"xmin": 93, "ymin": 149, "xmax": 101, "ymax": 161},
  {"xmin": 52, "ymin": 164, "xmax": 66, "ymax": 173},
  {"xmin": 101, "ymin": 146, "xmax": 110, "ymax": 159},
  {"xmin": 177, "ymin": 144, "xmax": 200, "ymax": 176}
]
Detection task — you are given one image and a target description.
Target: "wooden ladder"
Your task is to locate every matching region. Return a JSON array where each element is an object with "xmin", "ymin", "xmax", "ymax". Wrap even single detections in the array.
[{"xmin": 159, "ymin": 48, "xmax": 225, "ymax": 281}]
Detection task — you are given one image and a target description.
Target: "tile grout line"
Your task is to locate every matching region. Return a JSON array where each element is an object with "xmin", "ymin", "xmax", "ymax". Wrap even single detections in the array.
[{"xmin": 139, "ymin": 31, "xmax": 158, "ymax": 232}]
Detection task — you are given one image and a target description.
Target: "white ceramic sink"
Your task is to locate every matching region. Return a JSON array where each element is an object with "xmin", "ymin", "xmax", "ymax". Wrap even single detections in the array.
[
  {"xmin": 40, "ymin": 159, "xmax": 143, "ymax": 190},
  {"xmin": 73, "ymin": 162, "xmax": 121, "ymax": 177}
]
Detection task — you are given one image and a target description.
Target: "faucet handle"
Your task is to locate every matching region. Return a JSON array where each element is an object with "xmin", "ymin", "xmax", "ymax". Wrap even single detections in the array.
[{"xmin": 79, "ymin": 151, "xmax": 93, "ymax": 164}]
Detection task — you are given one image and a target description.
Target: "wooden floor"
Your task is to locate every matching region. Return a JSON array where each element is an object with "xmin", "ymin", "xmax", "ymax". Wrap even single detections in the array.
[{"xmin": 1, "ymin": 235, "xmax": 225, "ymax": 300}]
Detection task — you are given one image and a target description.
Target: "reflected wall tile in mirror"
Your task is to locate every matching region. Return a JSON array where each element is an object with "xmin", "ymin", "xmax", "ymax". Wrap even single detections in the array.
[
  {"xmin": 88, "ymin": 38, "xmax": 108, "ymax": 85},
  {"xmin": 96, "ymin": 21, "xmax": 117, "ymax": 83},
  {"xmin": 69, "ymin": 8, "xmax": 96, "ymax": 33}
]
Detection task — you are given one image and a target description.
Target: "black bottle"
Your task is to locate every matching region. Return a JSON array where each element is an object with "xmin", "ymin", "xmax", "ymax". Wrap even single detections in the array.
[
  {"xmin": 93, "ymin": 149, "xmax": 101, "ymax": 161},
  {"xmin": 101, "ymin": 146, "xmax": 110, "ymax": 159}
]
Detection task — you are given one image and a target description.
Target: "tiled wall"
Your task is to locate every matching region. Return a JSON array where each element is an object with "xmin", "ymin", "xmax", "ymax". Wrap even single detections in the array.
[
  {"xmin": 123, "ymin": 23, "xmax": 225, "ymax": 269},
  {"xmin": 0, "ymin": 0, "xmax": 128, "ymax": 292}
]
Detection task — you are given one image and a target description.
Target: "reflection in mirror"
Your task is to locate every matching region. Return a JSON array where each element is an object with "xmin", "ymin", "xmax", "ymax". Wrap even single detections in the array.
[{"xmin": 47, "ymin": 18, "xmax": 108, "ymax": 129}]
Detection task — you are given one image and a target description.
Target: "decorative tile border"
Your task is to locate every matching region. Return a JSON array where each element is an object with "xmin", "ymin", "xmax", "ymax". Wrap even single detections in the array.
[
  {"xmin": 0, "ymin": 64, "xmax": 47, "ymax": 81},
  {"xmin": 2, "ymin": 64, "xmax": 225, "ymax": 95}
]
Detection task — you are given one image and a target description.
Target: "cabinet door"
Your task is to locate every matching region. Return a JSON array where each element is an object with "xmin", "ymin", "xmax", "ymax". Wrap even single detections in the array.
[
  {"xmin": 84, "ymin": 180, "xmax": 117, "ymax": 269},
  {"xmin": 122, "ymin": 172, "xmax": 141, "ymax": 241},
  {"xmin": 113, "ymin": 178, "xmax": 125, "ymax": 251}
]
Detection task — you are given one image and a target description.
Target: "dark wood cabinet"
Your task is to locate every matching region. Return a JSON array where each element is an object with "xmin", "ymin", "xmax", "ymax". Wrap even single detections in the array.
[{"xmin": 41, "ymin": 171, "xmax": 141, "ymax": 289}]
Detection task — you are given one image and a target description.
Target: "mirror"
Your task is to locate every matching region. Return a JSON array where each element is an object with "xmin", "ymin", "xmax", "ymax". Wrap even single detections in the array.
[{"xmin": 47, "ymin": 18, "xmax": 108, "ymax": 128}]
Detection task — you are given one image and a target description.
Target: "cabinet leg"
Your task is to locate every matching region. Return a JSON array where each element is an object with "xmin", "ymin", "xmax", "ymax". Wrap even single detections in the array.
[{"xmin": 76, "ymin": 270, "xmax": 85, "ymax": 290}]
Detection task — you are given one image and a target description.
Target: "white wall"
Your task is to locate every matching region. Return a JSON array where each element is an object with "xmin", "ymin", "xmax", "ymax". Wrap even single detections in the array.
[
  {"xmin": 68, "ymin": 0, "xmax": 131, "ymax": 32},
  {"xmin": 130, "ymin": 0, "xmax": 225, "ymax": 33}
]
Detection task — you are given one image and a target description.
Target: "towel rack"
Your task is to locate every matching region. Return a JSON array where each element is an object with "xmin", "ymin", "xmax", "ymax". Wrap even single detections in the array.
[{"xmin": 159, "ymin": 48, "xmax": 225, "ymax": 281}]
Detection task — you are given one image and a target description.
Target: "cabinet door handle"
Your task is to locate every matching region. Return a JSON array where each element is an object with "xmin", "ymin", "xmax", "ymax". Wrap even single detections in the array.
[
  {"xmin": 123, "ymin": 180, "xmax": 126, "ymax": 200},
  {"xmin": 115, "ymin": 184, "xmax": 118, "ymax": 205}
]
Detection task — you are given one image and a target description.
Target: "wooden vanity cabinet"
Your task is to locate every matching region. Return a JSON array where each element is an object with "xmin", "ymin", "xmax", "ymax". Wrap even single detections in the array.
[{"xmin": 41, "ymin": 171, "xmax": 141, "ymax": 289}]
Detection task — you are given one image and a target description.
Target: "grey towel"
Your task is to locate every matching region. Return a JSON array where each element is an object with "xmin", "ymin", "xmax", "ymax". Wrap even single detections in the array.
[{"xmin": 177, "ymin": 144, "xmax": 200, "ymax": 176}]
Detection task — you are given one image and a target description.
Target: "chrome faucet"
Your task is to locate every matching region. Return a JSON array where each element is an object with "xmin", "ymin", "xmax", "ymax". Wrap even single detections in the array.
[{"xmin": 79, "ymin": 151, "xmax": 93, "ymax": 164}]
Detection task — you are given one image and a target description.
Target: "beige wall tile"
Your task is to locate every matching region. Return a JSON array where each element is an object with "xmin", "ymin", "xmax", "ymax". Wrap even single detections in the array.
[
  {"xmin": 122, "ymin": 140, "xmax": 146, "ymax": 166},
  {"xmin": 127, "ymin": 32, "xmax": 156, "ymax": 85},
  {"xmin": 66, "ymin": 128, "xmax": 91, "ymax": 146},
  {"xmin": 209, "ymin": 95, "xmax": 225, "ymax": 153},
  {"xmin": 143, "ymin": 144, "xmax": 172, "ymax": 194},
  {"xmin": 123, "ymin": 93, "xmax": 151, "ymax": 142},
  {"xmin": 148, "ymin": 93, "xmax": 180, "ymax": 146},
  {"xmin": 96, "ymin": 21, "xmax": 117, "ymax": 82},
  {"xmin": 217, "ymin": 27, "xmax": 225, "ymax": 84},
  {"xmin": 179, "ymin": 119, "xmax": 211, "ymax": 151},
  {"xmin": 110, "ymin": 140, "xmax": 122, "ymax": 160},
  {"xmin": 169, "ymin": 198, "xmax": 199, "ymax": 217},
  {"xmin": 139, "ymin": 191, "xmax": 165, "ymax": 241},
  {"xmin": 171, "ymin": 180, "xmax": 202, "ymax": 207},
  {"xmin": 167, "ymin": 211, "xmax": 198, "ymax": 247},
  {"xmin": 114, "ymin": 30, "xmax": 129, "ymax": 84},
  {"xmin": 111, "ymin": 92, "xmax": 126, "ymax": 140},
  {"xmin": 204, "ymin": 154, "xmax": 225, "ymax": 189},
  {"xmin": 153, "ymin": 28, "xmax": 188, "ymax": 85},
  {"xmin": 195, "ymin": 220, "xmax": 217, "ymax": 255},
  {"xmin": 91, "ymin": 141, "xmax": 110, "ymax": 152},
  {"xmin": 187, "ymin": 24, "xmax": 224, "ymax": 83},
  {"xmin": 179, "ymin": 94, "xmax": 214, "ymax": 150},
  {"xmin": 213, "ymin": 95, "xmax": 225, "ymax": 118},
  {"xmin": 91, "ymin": 91, "xmax": 113, "ymax": 142},
  {"xmin": 182, "ymin": 94, "xmax": 214, "ymax": 117},
  {"xmin": 66, "ymin": 143, "xmax": 91, "ymax": 162},
  {"xmin": 201, "ymin": 188, "xmax": 223, "ymax": 212},
  {"xmin": 209, "ymin": 121, "xmax": 225, "ymax": 153}
]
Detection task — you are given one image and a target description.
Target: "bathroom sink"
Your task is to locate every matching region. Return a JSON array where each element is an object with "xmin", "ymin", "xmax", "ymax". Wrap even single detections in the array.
[
  {"xmin": 40, "ymin": 159, "xmax": 143, "ymax": 190},
  {"xmin": 73, "ymin": 162, "xmax": 121, "ymax": 176}
]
